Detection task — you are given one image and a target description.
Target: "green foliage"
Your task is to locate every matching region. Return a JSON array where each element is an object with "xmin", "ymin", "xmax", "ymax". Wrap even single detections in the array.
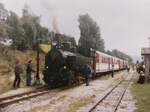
[
  {"xmin": 78, "ymin": 14, "xmax": 105, "ymax": 56},
  {"xmin": 6, "ymin": 11, "xmax": 27, "ymax": 50},
  {"xmin": 0, "ymin": 3, "xmax": 51, "ymax": 51},
  {"xmin": 0, "ymin": 3, "xmax": 9, "ymax": 38},
  {"xmin": 0, "ymin": 22, "xmax": 10, "ymax": 38}
]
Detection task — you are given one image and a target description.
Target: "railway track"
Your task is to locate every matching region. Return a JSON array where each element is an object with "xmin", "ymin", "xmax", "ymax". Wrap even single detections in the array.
[
  {"xmin": 0, "ymin": 71, "xmax": 128, "ymax": 110},
  {"xmin": 0, "ymin": 86, "xmax": 51, "ymax": 108},
  {"xmin": 0, "ymin": 84, "xmax": 82, "ymax": 108},
  {"xmin": 88, "ymin": 78, "xmax": 131, "ymax": 112}
]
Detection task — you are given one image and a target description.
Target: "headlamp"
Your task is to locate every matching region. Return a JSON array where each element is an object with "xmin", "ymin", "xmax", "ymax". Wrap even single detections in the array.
[{"xmin": 64, "ymin": 66, "xmax": 67, "ymax": 69}]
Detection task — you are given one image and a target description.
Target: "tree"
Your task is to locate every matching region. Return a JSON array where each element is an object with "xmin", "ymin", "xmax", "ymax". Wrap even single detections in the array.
[
  {"xmin": 0, "ymin": 22, "xmax": 9, "ymax": 38},
  {"xmin": 111, "ymin": 49, "xmax": 133, "ymax": 63},
  {"xmin": 0, "ymin": 3, "xmax": 9, "ymax": 21},
  {"xmin": 21, "ymin": 5, "xmax": 50, "ymax": 49},
  {"xmin": 6, "ymin": 11, "xmax": 27, "ymax": 50},
  {"xmin": 0, "ymin": 3, "xmax": 52, "ymax": 50},
  {"xmin": 0, "ymin": 3, "xmax": 9, "ymax": 39},
  {"xmin": 78, "ymin": 14, "xmax": 105, "ymax": 56}
]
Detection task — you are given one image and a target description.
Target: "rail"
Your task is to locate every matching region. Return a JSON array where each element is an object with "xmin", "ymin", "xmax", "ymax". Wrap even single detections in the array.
[{"xmin": 88, "ymin": 79, "xmax": 131, "ymax": 112}]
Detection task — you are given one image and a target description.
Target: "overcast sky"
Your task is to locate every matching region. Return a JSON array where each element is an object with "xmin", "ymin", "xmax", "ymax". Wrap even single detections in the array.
[{"xmin": 1, "ymin": 0, "xmax": 150, "ymax": 57}]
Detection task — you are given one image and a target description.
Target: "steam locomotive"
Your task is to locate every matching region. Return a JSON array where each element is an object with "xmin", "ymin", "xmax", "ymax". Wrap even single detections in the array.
[{"xmin": 43, "ymin": 44, "xmax": 128, "ymax": 88}]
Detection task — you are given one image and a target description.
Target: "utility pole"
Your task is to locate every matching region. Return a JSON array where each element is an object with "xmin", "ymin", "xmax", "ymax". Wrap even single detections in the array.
[
  {"xmin": 31, "ymin": 23, "xmax": 40, "ymax": 81},
  {"xmin": 30, "ymin": 22, "xmax": 41, "ymax": 82},
  {"xmin": 36, "ymin": 39, "xmax": 40, "ymax": 80}
]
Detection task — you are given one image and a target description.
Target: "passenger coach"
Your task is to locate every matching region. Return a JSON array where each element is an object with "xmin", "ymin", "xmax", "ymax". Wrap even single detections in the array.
[{"xmin": 95, "ymin": 50, "xmax": 128, "ymax": 73}]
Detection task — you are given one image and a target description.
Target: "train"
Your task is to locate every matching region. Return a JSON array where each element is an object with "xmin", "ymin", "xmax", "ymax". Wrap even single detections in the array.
[{"xmin": 43, "ymin": 45, "xmax": 128, "ymax": 88}]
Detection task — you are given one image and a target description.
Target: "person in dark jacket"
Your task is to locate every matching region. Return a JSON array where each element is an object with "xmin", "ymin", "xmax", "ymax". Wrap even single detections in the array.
[
  {"xmin": 111, "ymin": 64, "xmax": 114, "ymax": 78},
  {"xmin": 13, "ymin": 61, "xmax": 22, "ymax": 88},
  {"xmin": 137, "ymin": 63, "xmax": 145, "ymax": 84},
  {"xmin": 26, "ymin": 60, "xmax": 32, "ymax": 86},
  {"xmin": 127, "ymin": 67, "xmax": 130, "ymax": 73},
  {"xmin": 83, "ymin": 64, "xmax": 91, "ymax": 86}
]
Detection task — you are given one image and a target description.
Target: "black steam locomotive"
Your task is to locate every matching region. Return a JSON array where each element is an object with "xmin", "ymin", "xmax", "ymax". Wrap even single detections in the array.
[{"xmin": 43, "ymin": 46, "xmax": 93, "ymax": 88}]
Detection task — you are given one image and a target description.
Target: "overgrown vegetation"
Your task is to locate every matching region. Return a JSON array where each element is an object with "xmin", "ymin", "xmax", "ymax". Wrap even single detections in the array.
[
  {"xmin": 0, "ymin": 46, "xmax": 45, "ymax": 94},
  {"xmin": 132, "ymin": 73, "xmax": 150, "ymax": 112}
]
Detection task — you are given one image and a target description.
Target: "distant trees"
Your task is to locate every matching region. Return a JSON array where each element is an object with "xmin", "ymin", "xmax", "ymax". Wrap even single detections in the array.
[
  {"xmin": 0, "ymin": 22, "xmax": 9, "ymax": 38},
  {"xmin": 20, "ymin": 6, "xmax": 50, "ymax": 50},
  {"xmin": 6, "ymin": 11, "xmax": 26, "ymax": 50},
  {"xmin": 106, "ymin": 49, "xmax": 133, "ymax": 63},
  {"xmin": 78, "ymin": 14, "xmax": 105, "ymax": 56},
  {"xmin": 0, "ymin": 3, "xmax": 8, "ymax": 21},
  {"xmin": 0, "ymin": 3, "xmax": 51, "ymax": 50},
  {"xmin": 0, "ymin": 3, "xmax": 9, "ymax": 38},
  {"xmin": 78, "ymin": 14, "xmax": 132, "ymax": 61}
]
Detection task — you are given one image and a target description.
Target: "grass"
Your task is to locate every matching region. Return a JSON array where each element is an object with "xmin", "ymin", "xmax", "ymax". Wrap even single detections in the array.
[
  {"xmin": 132, "ymin": 73, "xmax": 150, "ymax": 112},
  {"xmin": 67, "ymin": 95, "xmax": 95, "ymax": 112},
  {"xmin": 0, "ymin": 73, "xmax": 13, "ymax": 94}
]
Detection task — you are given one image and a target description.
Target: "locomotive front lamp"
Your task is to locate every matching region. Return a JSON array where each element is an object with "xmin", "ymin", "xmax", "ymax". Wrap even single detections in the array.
[{"xmin": 64, "ymin": 66, "xmax": 67, "ymax": 69}]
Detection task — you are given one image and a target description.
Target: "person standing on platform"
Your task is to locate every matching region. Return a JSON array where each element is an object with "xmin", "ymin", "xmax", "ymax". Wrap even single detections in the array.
[
  {"xmin": 126, "ymin": 66, "xmax": 130, "ymax": 73},
  {"xmin": 111, "ymin": 64, "xmax": 114, "ymax": 78},
  {"xmin": 83, "ymin": 64, "xmax": 91, "ymax": 86},
  {"xmin": 137, "ymin": 63, "xmax": 145, "ymax": 84},
  {"xmin": 13, "ymin": 61, "xmax": 22, "ymax": 88},
  {"xmin": 26, "ymin": 60, "xmax": 32, "ymax": 86}
]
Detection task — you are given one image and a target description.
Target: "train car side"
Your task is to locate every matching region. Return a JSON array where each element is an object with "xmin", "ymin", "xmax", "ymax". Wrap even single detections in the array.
[{"xmin": 95, "ymin": 50, "xmax": 127, "ymax": 73}]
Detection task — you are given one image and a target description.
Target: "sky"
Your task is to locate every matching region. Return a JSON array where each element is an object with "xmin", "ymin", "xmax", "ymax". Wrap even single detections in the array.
[{"xmin": 0, "ymin": 0, "xmax": 150, "ymax": 57}]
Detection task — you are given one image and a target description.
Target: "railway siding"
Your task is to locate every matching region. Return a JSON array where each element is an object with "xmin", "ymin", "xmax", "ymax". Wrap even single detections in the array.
[{"xmin": 89, "ymin": 81, "xmax": 130, "ymax": 112}]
